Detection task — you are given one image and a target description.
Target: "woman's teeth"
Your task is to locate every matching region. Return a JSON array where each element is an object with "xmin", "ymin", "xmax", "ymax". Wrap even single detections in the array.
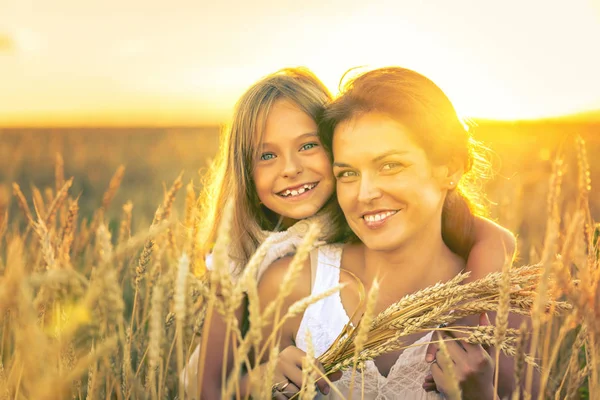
[
  {"xmin": 280, "ymin": 183, "xmax": 317, "ymax": 197},
  {"xmin": 364, "ymin": 210, "xmax": 397, "ymax": 223}
]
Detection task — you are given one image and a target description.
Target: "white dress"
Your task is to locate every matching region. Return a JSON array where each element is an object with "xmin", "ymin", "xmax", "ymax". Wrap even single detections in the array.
[{"xmin": 295, "ymin": 244, "xmax": 443, "ymax": 400}]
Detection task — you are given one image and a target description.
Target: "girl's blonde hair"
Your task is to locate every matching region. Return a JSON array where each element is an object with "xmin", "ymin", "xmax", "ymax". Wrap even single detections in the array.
[{"xmin": 197, "ymin": 67, "xmax": 333, "ymax": 268}]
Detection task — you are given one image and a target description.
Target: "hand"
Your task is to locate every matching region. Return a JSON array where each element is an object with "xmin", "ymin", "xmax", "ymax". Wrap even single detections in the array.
[
  {"xmin": 424, "ymin": 313, "xmax": 496, "ymax": 400},
  {"xmin": 268, "ymin": 346, "xmax": 342, "ymax": 399},
  {"xmin": 422, "ymin": 314, "xmax": 485, "ymax": 392}
]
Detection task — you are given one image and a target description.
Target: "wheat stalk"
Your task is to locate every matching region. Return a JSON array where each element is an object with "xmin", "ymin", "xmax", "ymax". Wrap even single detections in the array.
[{"xmin": 318, "ymin": 265, "xmax": 561, "ymax": 374}]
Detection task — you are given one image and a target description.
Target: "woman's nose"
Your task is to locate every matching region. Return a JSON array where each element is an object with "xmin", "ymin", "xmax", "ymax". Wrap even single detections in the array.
[{"xmin": 357, "ymin": 175, "xmax": 382, "ymax": 203}]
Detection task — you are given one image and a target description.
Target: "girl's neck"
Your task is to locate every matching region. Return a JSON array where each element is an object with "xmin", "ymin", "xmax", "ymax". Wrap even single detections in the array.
[{"xmin": 279, "ymin": 217, "xmax": 299, "ymax": 230}]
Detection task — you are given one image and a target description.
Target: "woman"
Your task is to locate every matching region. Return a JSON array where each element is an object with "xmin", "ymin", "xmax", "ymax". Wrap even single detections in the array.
[{"xmin": 257, "ymin": 67, "xmax": 521, "ymax": 399}]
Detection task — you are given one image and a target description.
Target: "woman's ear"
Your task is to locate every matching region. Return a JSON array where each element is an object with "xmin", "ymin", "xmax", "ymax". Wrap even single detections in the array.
[{"xmin": 444, "ymin": 157, "xmax": 464, "ymax": 190}]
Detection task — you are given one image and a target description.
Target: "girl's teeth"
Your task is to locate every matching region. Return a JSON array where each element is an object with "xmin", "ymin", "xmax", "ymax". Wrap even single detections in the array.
[{"xmin": 280, "ymin": 183, "xmax": 316, "ymax": 197}]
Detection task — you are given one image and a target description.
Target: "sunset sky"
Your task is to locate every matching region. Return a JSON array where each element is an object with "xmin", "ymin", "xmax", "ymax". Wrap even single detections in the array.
[{"xmin": 1, "ymin": 0, "xmax": 599, "ymax": 126}]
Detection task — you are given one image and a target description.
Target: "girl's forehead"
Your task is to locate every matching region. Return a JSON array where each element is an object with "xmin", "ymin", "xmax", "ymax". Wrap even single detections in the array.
[{"xmin": 260, "ymin": 102, "xmax": 317, "ymax": 142}]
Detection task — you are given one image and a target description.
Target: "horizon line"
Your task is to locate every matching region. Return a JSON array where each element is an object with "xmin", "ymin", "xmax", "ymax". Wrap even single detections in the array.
[{"xmin": 2, "ymin": 110, "xmax": 599, "ymax": 130}]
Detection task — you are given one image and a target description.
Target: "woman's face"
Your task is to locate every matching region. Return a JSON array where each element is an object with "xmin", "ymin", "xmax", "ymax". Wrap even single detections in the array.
[
  {"xmin": 332, "ymin": 112, "xmax": 449, "ymax": 251},
  {"xmin": 252, "ymin": 99, "xmax": 334, "ymax": 225}
]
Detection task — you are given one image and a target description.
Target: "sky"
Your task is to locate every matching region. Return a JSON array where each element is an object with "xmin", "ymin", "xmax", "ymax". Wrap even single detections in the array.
[{"xmin": 0, "ymin": 0, "xmax": 599, "ymax": 126}]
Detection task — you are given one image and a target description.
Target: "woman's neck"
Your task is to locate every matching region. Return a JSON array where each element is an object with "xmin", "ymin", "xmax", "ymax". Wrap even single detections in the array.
[{"xmin": 360, "ymin": 227, "xmax": 464, "ymax": 290}]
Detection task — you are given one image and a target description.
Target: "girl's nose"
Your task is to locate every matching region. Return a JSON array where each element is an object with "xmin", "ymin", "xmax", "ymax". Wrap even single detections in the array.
[{"xmin": 281, "ymin": 155, "xmax": 303, "ymax": 178}]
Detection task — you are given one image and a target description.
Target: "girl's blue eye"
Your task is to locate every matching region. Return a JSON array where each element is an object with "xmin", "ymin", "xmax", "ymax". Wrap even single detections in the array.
[
  {"xmin": 300, "ymin": 142, "xmax": 318, "ymax": 151},
  {"xmin": 260, "ymin": 153, "xmax": 276, "ymax": 161}
]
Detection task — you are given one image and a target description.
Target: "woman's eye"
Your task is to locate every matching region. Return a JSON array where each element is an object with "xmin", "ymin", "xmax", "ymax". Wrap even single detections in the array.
[
  {"xmin": 300, "ymin": 142, "xmax": 318, "ymax": 151},
  {"xmin": 336, "ymin": 170, "xmax": 357, "ymax": 178},
  {"xmin": 260, "ymin": 153, "xmax": 276, "ymax": 161},
  {"xmin": 382, "ymin": 162, "xmax": 402, "ymax": 170}
]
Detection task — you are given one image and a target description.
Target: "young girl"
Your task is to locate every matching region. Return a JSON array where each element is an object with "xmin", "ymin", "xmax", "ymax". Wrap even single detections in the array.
[{"xmin": 185, "ymin": 67, "xmax": 516, "ymax": 398}]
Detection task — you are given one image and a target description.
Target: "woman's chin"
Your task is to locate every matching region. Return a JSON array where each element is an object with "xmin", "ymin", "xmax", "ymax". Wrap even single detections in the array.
[{"xmin": 360, "ymin": 237, "xmax": 402, "ymax": 252}]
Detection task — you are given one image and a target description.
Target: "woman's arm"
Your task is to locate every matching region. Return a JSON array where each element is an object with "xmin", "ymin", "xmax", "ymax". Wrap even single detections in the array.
[
  {"xmin": 427, "ymin": 217, "xmax": 541, "ymax": 398},
  {"xmin": 460, "ymin": 217, "xmax": 537, "ymax": 397}
]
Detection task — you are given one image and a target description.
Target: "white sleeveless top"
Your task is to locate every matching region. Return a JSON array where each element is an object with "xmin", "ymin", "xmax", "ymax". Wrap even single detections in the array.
[{"xmin": 296, "ymin": 244, "xmax": 443, "ymax": 400}]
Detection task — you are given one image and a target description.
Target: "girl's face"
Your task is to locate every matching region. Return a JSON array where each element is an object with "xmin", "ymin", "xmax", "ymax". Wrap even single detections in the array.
[
  {"xmin": 332, "ymin": 112, "xmax": 450, "ymax": 251},
  {"xmin": 252, "ymin": 99, "xmax": 334, "ymax": 226}
]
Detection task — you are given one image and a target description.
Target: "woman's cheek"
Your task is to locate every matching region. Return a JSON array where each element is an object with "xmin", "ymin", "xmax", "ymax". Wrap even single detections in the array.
[{"xmin": 335, "ymin": 182, "xmax": 355, "ymax": 210}]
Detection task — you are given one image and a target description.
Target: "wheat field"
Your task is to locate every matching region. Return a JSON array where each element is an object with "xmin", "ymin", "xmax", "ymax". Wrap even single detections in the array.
[{"xmin": 0, "ymin": 121, "xmax": 598, "ymax": 399}]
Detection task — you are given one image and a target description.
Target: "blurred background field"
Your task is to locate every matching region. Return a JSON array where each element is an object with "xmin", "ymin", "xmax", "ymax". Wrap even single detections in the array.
[
  {"xmin": 1, "ymin": 119, "xmax": 598, "ymax": 264},
  {"xmin": 0, "ymin": 120, "xmax": 598, "ymax": 399}
]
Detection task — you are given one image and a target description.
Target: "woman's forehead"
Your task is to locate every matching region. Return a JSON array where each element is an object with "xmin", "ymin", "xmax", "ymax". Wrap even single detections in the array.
[{"xmin": 332, "ymin": 113, "xmax": 421, "ymax": 156}]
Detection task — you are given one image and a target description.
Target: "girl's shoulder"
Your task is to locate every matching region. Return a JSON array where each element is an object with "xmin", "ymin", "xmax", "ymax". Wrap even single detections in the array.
[{"xmin": 256, "ymin": 254, "xmax": 312, "ymax": 307}]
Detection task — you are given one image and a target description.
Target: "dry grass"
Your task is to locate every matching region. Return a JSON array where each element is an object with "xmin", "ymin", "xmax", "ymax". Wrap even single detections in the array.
[{"xmin": 0, "ymin": 130, "xmax": 598, "ymax": 399}]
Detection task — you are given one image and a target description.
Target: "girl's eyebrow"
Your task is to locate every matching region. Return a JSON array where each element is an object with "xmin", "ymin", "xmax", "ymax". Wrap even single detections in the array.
[
  {"xmin": 297, "ymin": 132, "xmax": 318, "ymax": 139},
  {"xmin": 262, "ymin": 132, "xmax": 318, "ymax": 148},
  {"xmin": 333, "ymin": 150, "xmax": 409, "ymax": 168}
]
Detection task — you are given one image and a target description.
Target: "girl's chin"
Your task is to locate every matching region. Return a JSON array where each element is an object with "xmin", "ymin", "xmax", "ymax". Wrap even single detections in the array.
[{"xmin": 279, "ymin": 205, "xmax": 321, "ymax": 219}]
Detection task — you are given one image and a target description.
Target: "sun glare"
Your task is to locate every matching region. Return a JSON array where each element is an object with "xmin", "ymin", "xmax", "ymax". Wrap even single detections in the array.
[{"xmin": 0, "ymin": 0, "xmax": 598, "ymax": 126}]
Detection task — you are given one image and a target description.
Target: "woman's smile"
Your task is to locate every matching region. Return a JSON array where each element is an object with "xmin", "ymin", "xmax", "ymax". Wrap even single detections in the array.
[{"xmin": 361, "ymin": 209, "xmax": 400, "ymax": 229}]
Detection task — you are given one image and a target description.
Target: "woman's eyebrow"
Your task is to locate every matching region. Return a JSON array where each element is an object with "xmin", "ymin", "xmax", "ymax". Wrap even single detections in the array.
[
  {"xmin": 333, "ymin": 161, "xmax": 352, "ymax": 168},
  {"xmin": 372, "ymin": 150, "xmax": 409, "ymax": 162},
  {"xmin": 333, "ymin": 150, "xmax": 409, "ymax": 168}
]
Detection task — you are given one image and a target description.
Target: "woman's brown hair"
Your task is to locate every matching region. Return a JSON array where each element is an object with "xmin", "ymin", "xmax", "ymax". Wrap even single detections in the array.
[{"xmin": 319, "ymin": 66, "xmax": 493, "ymax": 257}]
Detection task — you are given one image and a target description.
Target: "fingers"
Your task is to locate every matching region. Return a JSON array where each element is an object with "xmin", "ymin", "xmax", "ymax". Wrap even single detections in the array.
[
  {"xmin": 457, "ymin": 313, "xmax": 480, "ymax": 327},
  {"xmin": 422, "ymin": 373, "xmax": 438, "ymax": 393},
  {"xmin": 313, "ymin": 360, "xmax": 332, "ymax": 395},
  {"xmin": 277, "ymin": 346, "xmax": 333, "ymax": 396},
  {"xmin": 429, "ymin": 360, "xmax": 447, "ymax": 395},
  {"xmin": 425, "ymin": 340, "xmax": 439, "ymax": 363},
  {"xmin": 453, "ymin": 313, "xmax": 495, "ymax": 356},
  {"xmin": 442, "ymin": 326, "xmax": 486, "ymax": 356},
  {"xmin": 437, "ymin": 333, "xmax": 465, "ymax": 361},
  {"xmin": 478, "ymin": 312, "xmax": 495, "ymax": 355},
  {"xmin": 438, "ymin": 330, "xmax": 493, "ymax": 376},
  {"xmin": 479, "ymin": 312, "xmax": 491, "ymax": 326},
  {"xmin": 280, "ymin": 346, "xmax": 308, "ymax": 368},
  {"xmin": 279, "ymin": 361, "xmax": 304, "ymax": 390},
  {"xmin": 280, "ymin": 381, "xmax": 301, "ymax": 399},
  {"xmin": 274, "ymin": 347, "xmax": 305, "ymax": 395},
  {"xmin": 327, "ymin": 370, "xmax": 343, "ymax": 382}
]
